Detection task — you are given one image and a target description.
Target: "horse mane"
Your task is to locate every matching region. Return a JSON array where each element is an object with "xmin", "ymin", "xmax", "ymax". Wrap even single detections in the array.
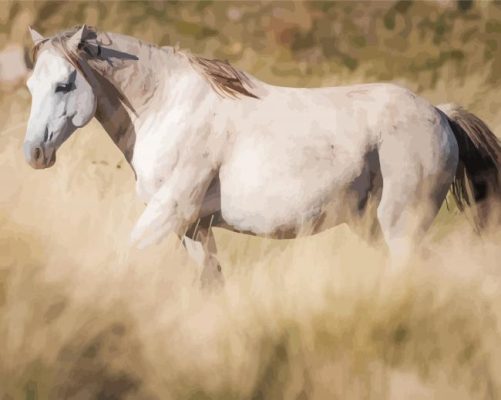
[
  {"xmin": 31, "ymin": 26, "xmax": 258, "ymax": 109},
  {"xmin": 31, "ymin": 26, "xmax": 97, "ymax": 72},
  {"xmin": 186, "ymin": 54, "xmax": 258, "ymax": 99}
]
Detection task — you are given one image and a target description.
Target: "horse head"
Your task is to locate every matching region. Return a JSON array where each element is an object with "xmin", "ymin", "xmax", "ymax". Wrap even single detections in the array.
[{"xmin": 24, "ymin": 25, "xmax": 97, "ymax": 169}]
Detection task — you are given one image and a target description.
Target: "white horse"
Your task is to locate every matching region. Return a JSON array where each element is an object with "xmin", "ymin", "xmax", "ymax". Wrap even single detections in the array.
[{"xmin": 24, "ymin": 26, "xmax": 501, "ymax": 283}]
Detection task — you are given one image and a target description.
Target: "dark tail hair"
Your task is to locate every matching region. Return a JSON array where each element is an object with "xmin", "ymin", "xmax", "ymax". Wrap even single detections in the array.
[{"xmin": 437, "ymin": 103, "xmax": 501, "ymax": 227}]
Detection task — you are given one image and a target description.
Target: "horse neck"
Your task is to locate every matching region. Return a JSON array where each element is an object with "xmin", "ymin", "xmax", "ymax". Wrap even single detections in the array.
[
  {"xmin": 92, "ymin": 33, "xmax": 169, "ymax": 163},
  {"xmin": 92, "ymin": 36, "xmax": 216, "ymax": 164}
]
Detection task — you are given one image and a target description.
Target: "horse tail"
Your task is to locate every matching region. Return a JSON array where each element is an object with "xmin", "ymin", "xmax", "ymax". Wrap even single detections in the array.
[{"xmin": 437, "ymin": 103, "xmax": 501, "ymax": 228}]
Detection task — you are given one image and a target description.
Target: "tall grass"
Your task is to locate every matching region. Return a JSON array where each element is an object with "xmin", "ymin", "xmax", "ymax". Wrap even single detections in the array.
[{"xmin": 1, "ymin": 74, "xmax": 501, "ymax": 400}]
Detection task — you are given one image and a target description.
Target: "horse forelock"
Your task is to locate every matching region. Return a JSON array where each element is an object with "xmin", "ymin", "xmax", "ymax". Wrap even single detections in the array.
[{"xmin": 31, "ymin": 25, "xmax": 88, "ymax": 64}]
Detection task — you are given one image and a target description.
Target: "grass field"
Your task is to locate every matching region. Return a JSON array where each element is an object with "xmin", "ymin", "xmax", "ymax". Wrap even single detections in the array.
[{"xmin": 1, "ymin": 1, "xmax": 501, "ymax": 399}]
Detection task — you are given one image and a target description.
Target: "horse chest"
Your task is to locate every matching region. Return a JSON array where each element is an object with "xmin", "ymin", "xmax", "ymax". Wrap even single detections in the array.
[{"xmin": 131, "ymin": 135, "xmax": 178, "ymax": 203}]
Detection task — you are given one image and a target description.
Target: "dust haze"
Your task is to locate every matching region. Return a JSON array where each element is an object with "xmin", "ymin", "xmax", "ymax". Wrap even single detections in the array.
[{"xmin": 1, "ymin": 1, "xmax": 501, "ymax": 399}]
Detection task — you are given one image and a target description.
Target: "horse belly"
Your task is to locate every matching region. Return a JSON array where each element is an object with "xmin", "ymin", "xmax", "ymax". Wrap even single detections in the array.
[
  {"xmin": 219, "ymin": 147, "xmax": 366, "ymax": 237},
  {"xmin": 220, "ymin": 186, "xmax": 328, "ymax": 236}
]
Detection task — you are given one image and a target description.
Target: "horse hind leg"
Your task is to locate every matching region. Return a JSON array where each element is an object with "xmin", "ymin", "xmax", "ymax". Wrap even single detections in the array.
[
  {"xmin": 346, "ymin": 149, "xmax": 384, "ymax": 247},
  {"xmin": 376, "ymin": 156, "xmax": 456, "ymax": 269},
  {"xmin": 376, "ymin": 103, "xmax": 460, "ymax": 268},
  {"xmin": 376, "ymin": 191, "xmax": 422, "ymax": 268}
]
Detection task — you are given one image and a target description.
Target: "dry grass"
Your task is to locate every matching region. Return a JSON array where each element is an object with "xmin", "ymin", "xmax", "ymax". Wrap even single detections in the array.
[{"xmin": 1, "ymin": 75, "xmax": 501, "ymax": 399}]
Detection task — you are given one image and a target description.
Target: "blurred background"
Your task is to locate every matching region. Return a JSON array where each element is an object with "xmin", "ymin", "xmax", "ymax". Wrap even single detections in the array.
[{"xmin": 1, "ymin": 1, "xmax": 501, "ymax": 399}]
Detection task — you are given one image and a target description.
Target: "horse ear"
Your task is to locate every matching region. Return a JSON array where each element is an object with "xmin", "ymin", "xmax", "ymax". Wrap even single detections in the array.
[
  {"xmin": 67, "ymin": 24, "xmax": 91, "ymax": 50},
  {"xmin": 28, "ymin": 26, "xmax": 45, "ymax": 46}
]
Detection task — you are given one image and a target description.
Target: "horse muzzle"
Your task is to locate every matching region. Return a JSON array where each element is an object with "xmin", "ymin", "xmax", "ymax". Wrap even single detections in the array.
[{"xmin": 23, "ymin": 141, "xmax": 56, "ymax": 169}]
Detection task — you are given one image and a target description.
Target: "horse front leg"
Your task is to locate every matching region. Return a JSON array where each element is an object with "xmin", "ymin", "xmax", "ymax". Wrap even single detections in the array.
[
  {"xmin": 183, "ymin": 178, "xmax": 224, "ymax": 289},
  {"xmin": 183, "ymin": 215, "xmax": 224, "ymax": 290},
  {"xmin": 130, "ymin": 162, "xmax": 225, "ymax": 287},
  {"xmin": 130, "ymin": 162, "xmax": 216, "ymax": 250}
]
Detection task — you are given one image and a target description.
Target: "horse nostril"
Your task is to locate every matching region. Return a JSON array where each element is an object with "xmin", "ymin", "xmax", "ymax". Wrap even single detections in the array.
[{"xmin": 33, "ymin": 147, "xmax": 42, "ymax": 161}]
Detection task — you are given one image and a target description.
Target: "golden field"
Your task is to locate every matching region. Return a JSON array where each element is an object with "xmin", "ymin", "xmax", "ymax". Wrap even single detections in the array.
[{"xmin": 1, "ymin": 1, "xmax": 501, "ymax": 399}]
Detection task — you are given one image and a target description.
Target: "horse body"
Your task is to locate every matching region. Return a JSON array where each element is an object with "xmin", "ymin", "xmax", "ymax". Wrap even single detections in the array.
[
  {"xmin": 216, "ymin": 82, "xmax": 454, "ymax": 240},
  {"xmin": 23, "ymin": 26, "xmax": 501, "ymax": 279}
]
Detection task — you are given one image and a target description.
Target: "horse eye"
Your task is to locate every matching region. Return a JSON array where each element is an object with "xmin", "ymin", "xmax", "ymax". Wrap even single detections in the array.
[{"xmin": 55, "ymin": 82, "xmax": 75, "ymax": 93}]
